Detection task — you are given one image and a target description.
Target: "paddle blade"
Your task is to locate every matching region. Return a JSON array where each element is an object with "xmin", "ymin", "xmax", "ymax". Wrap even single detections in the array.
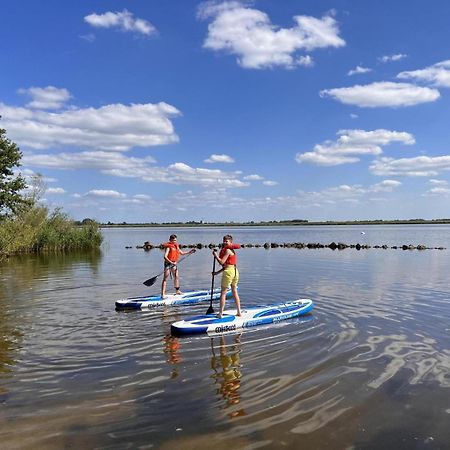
[
  {"xmin": 143, "ymin": 276, "xmax": 157, "ymax": 287},
  {"xmin": 206, "ymin": 305, "xmax": 215, "ymax": 315}
]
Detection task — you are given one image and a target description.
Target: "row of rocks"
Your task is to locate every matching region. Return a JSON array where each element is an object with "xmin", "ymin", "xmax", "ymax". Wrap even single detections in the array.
[{"xmin": 130, "ymin": 241, "xmax": 446, "ymax": 250}]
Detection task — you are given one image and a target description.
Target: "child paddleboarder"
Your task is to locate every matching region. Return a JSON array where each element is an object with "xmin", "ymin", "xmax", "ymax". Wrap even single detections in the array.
[
  {"xmin": 161, "ymin": 234, "xmax": 195, "ymax": 298},
  {"xmin": 212, "ymin": 234, "xmax": 242, "ymax": 318}
]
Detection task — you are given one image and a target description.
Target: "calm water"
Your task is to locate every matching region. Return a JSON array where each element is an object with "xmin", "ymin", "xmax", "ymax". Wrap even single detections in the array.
[{"xmin": 1, "ymin": 225, "xmax": 449, "ymax": 449}]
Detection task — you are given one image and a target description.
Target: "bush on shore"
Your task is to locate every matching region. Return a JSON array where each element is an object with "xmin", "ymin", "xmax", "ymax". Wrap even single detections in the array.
[{"xmin": 0, "ymin": 204, "xmax": 103, "ymax": 259}]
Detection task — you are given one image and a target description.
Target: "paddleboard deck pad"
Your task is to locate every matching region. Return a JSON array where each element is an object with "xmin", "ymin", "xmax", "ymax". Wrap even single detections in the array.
[
  {"xmin": 171, "ymin": 298, "xmax": 313, "ymax": 335},
  {"xmin": 115, "ymin": 288, "xmax": 230, "ymax": 310}
]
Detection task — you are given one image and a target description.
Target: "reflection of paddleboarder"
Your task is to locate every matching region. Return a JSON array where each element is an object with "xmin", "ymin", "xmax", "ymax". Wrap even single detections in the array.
[
  {"xmin": 163, "ymin": 334, "xmax": 181, "ymax": 379},
  {"xmin": 210, "ymin": 334, "xmax": 246, "ymax": 418}
]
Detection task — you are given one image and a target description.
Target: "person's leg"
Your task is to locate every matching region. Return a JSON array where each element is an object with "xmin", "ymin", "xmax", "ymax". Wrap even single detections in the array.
[
  {"xmin": 231, "ymin": 285, "xmax": 242, "ymax": 316},
  {"xmin": 218, "ymin": 267, "xmax": 232, "ymax": 318},
  {"xmin": 218, "ymin": 286, "xmax": 228, "ymax": 318},
  {"xmin": 173, "ymin": 267, "xmax": 182, "ymax": 294},
  {"xmin": 161, "ymin": 268, "xmax": 170, "ymax": 298},
  {"xmin": 231, "ymin": 267, "xmax": 241, "ymax": 315}
]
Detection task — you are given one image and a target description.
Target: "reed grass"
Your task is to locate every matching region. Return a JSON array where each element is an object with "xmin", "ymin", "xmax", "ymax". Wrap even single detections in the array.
[{"xmin": 0, "ymin": 205, "xmax": 103, "ymax": 259}]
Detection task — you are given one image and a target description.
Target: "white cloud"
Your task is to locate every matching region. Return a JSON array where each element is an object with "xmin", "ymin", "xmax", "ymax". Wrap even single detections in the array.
[
  {"xmin": 23, "ymin": 151, "xmax": 249, "ymax": 188},
  {"xmin": 80, "ymin": 33, "xmax": 96, "ymax": 43},
  {"xmin": 198, "ymin": 1, "xmax": 345, "ymax": 69},
  {"xmin": 46, "ymin": 187, "xmax": 66, "ymax": 194},
  {"xmin": 348, "ymin": 65, "xmax": 371, "ymax": 76},
  {"xmin": 370, "ymin": 155, "xmax": 450, "ymax": 177},
  {"xmin": 1, "ymin": 100, "xmax": 181, "ymax": 151},
  {"xmin": 133, "ymin": 194, "xmax": 152, "ymax": 200},
  {"xmin": 350, "ymin": 113, "xmax": 358, "ymax": 119},
  {"xmin": 320, "ymin": 82, "xmax": 440, "ymax": 108},
  {"xmin": 429, "ymin": 179, "xmax": 448, "ymax": 186},
  {"xmin": 298, "ymin": 55, "xmax": 314, "ymax": 67},
  {"xmin": 378, "ymin": 53, "xmax": 407, "ymax": 63},
  {"xmin": 85, "ymin": 189, "xmax": 127, "ymax": 198},
  {"xmin": 204, "ymin": 153, "xmax": 235, "ymax": 163},
  {"xmin": 369, "ymin": 180, "xmax": 401, "ymax": 192},
  {"xmin": 426, "ymin": 187, "xmax": 450, "ymax": 195},
  {"xmin": 243, "ymin": 174, "xmax": 263, "ymax": 180},
  {"xmin": 18, "ymin": 86, "xmax": 71, "ymax": 110},
  {"xmin": 263, "ymin": 180, "xmax": 278, "ymax": 186},
  {"xmin": 397, "ymin": 60, "xmax": 450, "ymax": 88},
  {"xmin": 296, "ymin": 129, "xmax": 415, "ymax": 166},
  {"xmin": 84, "ymin": 9, "xmax": 157, "ymax": 36}
]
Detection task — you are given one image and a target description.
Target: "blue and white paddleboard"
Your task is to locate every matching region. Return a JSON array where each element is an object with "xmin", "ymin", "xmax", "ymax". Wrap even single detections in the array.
[
  {"xmin": 115, "ymin": 288, "xmax": 230, "ymax": 310},
  {"xmin": 171, "ymin": 298, "xmax": 314, "ymax": 335}
]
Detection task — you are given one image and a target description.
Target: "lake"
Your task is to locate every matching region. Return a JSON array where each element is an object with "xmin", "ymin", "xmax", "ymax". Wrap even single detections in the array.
[{"xmin": 1, "ymin": 225, "xmax": 449, "ymax": 449}]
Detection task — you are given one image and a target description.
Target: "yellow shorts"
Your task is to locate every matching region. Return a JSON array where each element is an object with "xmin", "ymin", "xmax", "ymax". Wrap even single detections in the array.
[{"xmin": 221, "ymin": 265, "xmax": 239, "ymax": 289}]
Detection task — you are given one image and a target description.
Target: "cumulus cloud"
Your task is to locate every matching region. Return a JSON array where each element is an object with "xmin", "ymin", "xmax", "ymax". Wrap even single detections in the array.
[
  {"xmin": 370, "ymin": 155, "xmax": 450, "ymax": 177},
  {"xmin": 369, "ymin": 180, "xmax": 402, "ymax": 192},
  {"xmin": 198, "ymin": 1, "xmax": 345, "ymax": 69},
  {"xmin": 204, "ymin": 153, "xmax": 235, "ymax": 163},
  {"xmin": 296, "ymin": 129, "xmax": 415, "ymax": 166},
  {"xmin": 85, "ymin": 189, "xmax": 127, "ymax": 198},
  {"xmin": 397, "ymin": 60, "xmax": 450, "ymax": 88},
  {"xmin": 320, "ymin": 82, "xmax": 440, "ymax": 108},
  {"xmin": 378, "ymin": 53, "xmax": 407, "ymax": 63},
  {"xmin": 429, "ymin": 179, "xmax": 448, "ymax": 186},
  {"xmin": 1, "ymin": 99, "xmax": 181, "ymax": 151},
  {"xmin": 23, "ymin": 150, "xmax": 249, "ymax": 188},
  {"xmin": 243, "ymin": 174, "xmax": 263, "ymax": 180},
  {"xmin": 426, "ymin": 187, "xmax": 450, "ymax": 195},
  {"xmin": 263, "ymin": 180, "xmax": 278, "ymax": 186},
  {"xmin": 46, "ymin": 187, "xmax": 66, "ymax": 194},
  {"xmin": 348, "ymin": 65, "xmax": 371, "ymax": 76},
  {"xmin": 84, "ymin": 9, "xmax": 157, "ymax": 36},
  {"xmin": 18, "ymin": 86, "xmax": 71, "ymax": 110}
]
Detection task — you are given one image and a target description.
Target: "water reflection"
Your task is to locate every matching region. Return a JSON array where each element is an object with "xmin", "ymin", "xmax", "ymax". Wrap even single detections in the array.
[
  {"xmin": 163, "ymin": 334, "xmax": 182, "ymax": 379},
  {"xmin": 210, "ymin": 334, "xmax": 246, "ymax": 419},
  {"xmin": 0, "ymin": 249, "xmax": 102, "ymax": 295}
]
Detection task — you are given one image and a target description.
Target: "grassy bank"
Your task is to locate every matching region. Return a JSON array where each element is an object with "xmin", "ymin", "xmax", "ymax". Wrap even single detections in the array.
[{"xmin": 0, "ymin": 205, "xmax": 103, "ymax": 260}]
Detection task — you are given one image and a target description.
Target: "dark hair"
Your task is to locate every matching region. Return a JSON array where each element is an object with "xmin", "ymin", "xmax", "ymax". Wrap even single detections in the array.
[
  {"xmin": 169, "ymin": 234, "xmax": 177, "ymax": 240},
  {"xmin": 223, "ymin": 234, "xmax": 233, "ymax": 241}
]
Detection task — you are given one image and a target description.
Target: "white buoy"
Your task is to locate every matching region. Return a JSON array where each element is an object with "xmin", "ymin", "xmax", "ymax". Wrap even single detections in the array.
[{"xmin": 360, "ymin": 231, "xmax": 366, "ymax": 235}]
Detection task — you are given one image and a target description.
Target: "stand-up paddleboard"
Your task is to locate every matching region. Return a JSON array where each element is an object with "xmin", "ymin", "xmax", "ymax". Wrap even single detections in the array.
[
  {"xmin": 115, "ymin": 288, "xmax": 231, "ymax": 310},
  {"xmin": 171, "ymin": 298, "xmax": 313, "ymax": 335}
]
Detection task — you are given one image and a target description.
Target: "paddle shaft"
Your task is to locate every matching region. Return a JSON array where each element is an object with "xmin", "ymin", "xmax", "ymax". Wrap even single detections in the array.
[
  {"xmin": 143, "ymin": 251, "xmax": 194, "ymax": 287},
  {"xmin": 206, "ymin": 257, "xmax": 216, "ymax": 314}
]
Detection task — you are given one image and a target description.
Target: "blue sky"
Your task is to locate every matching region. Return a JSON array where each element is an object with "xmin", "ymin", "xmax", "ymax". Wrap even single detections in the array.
[{"xmin": 2, "ymin": 0, "xmax": 450, "ymax": 222}]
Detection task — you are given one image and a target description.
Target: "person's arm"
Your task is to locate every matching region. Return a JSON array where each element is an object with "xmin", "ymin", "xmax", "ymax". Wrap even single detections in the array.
[
  {"xmin": 213, "ymin": 248, "xmax": 231, "ymax": 266},
  {"xmin": 180, "ymin": 248, "xmax": 196, "ymax": 256},
  {"xmin": 163, "ymin": 247, "xmax": 173, "ymax": 265}
]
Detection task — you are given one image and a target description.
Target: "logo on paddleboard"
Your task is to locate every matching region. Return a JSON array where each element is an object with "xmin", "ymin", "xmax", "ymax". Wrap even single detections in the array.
[{"xmin": 214, "ymin": 324, "xmax": 237, "ymax": 333}]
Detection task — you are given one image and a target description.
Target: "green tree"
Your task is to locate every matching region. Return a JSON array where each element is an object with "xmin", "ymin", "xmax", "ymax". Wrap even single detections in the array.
[{"xmin": 0, "ymin": 127, "xmax": 28, "ymax": 218}]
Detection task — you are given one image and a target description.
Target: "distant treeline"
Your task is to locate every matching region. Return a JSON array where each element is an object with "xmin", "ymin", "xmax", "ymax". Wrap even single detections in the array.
[{"xmin": 100, "ymin": 218, "xmax": 450, "ymax": 228}]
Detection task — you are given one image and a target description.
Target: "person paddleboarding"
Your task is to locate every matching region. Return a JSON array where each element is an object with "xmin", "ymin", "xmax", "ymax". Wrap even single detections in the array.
[
  {"xmin": 161, "ymin": 234, "xmax": 195, "ymax": 298},
  {"xmin": 212, "ymin": 234, "xmax": 242, "ymax": 318}
]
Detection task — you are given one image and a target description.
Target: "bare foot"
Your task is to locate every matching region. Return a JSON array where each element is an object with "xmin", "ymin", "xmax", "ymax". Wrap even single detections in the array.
[{"xmin": 175, "ymin": 291, "xmax": 183, "ymax": 295}]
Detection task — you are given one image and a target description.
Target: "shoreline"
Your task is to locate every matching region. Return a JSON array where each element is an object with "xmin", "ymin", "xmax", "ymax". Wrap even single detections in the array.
[{"xmin": 100, "ymin": 219, "xmax": 450, "ymax": 228}]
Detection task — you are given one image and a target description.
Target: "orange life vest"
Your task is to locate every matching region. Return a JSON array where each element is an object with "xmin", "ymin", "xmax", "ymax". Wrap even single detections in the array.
[
  {"xmin": 164, "ymin": 242, "xmax": 181, "ymax": 262},
  {"xmin": 219, "ymin": 244, "xmax": 240, "ymax": 266}
]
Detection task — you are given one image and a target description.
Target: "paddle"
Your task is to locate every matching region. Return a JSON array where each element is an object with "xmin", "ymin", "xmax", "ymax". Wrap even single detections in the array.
[
  {"xmin": 143, "ymin": 251, "xmax": 195, "ymax": 287},
  {"xmin": 206, "ymin": 257, "xmax": 216, "ymax": 315}
]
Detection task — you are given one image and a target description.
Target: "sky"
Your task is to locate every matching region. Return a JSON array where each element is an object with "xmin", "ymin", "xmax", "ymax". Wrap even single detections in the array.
[{"xmin": 1, "ymin": 0, "xmax": 450, "ymax": 223}]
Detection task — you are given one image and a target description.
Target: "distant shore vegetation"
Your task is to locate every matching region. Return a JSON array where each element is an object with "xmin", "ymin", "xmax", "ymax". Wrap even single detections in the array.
[
  {"xmin": 0, "ymin": 127, "xmax": 103, "ymax": 260},
  {"xmin": 100, "ymin": 218, "xmax": 450, "ymax": 228}
]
